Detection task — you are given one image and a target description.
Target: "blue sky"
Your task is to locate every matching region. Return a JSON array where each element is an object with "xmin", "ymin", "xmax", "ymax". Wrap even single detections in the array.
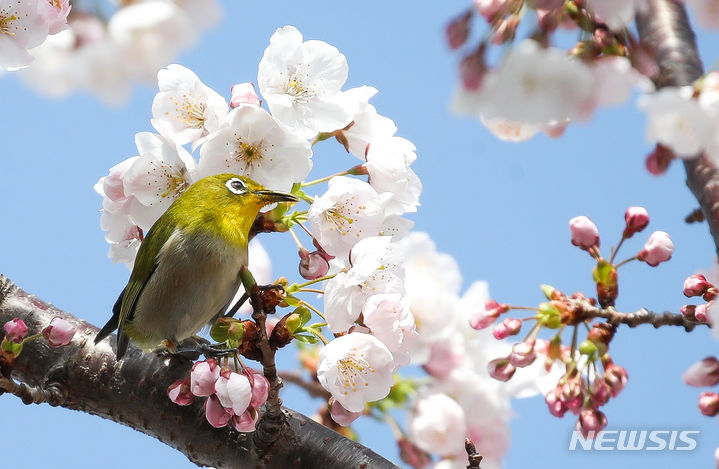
[{"xmin": 2, "ymin": 1, "xmax": 719, "ymax": 468}]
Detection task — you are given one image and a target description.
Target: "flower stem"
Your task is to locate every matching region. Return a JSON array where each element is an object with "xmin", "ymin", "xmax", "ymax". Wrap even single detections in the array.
[
  {"xmin": 614, "ymin": 256, "xmax": 637, "ymax": 269},
  {"xmin": 302, "ymin": 170, "xmax": 353, "ymax": 188},
  {"xmin": 608, "ymin": 236, "xmax": 627, "ymax": 265}
]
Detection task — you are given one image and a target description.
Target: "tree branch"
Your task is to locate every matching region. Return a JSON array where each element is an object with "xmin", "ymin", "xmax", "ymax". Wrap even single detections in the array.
[
  {"xmin": 635, "ymin": 1, "xmax": 719, "ymax": 256},
  {"xmin": 0, "ymin": 275, "xmax": 398, "ymax": 469},
  {"xmin": 578, "ymin": 305, "xmax": 707, "ymax": 331}
]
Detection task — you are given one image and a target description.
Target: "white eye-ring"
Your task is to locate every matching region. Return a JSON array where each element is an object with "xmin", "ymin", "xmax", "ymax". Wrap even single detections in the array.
[{"xmin": 226, "ymin": 178, "xmax": 246, "ymax": 195}]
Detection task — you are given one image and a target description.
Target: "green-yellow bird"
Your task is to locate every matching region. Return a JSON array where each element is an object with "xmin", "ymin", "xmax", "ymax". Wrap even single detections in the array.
[{"xmin": 95, "ymin": 173, "xmax": 297, "ymax": 359}]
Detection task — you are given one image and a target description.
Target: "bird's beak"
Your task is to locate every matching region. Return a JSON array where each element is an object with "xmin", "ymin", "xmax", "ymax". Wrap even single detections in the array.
[{"xmin": 254, "ymin": 190, "xmax": 298, "ymax": 204}]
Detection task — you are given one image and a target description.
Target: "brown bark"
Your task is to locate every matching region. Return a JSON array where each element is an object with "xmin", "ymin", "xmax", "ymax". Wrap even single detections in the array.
[
  {"xmin": 0, "ymin": 275, "xmax": 398, "ymax": 469},
  {"xmin": 635, "ymin": 1, "xmax": 719, "ymax": 256}
]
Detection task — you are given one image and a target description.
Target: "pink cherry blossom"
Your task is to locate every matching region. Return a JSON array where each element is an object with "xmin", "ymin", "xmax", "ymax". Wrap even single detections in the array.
[
  {"xmin": 214, "ymin": 368, "xmax": 252, "ymax": 416},
  {"xmin": 167, "ymin": 376, "xmax": 194, "ymax": 406},
  {"xmin": 469, "ymin": 300, "xmax": 509, "ymax": 330},
  {"xmin": 204, "ymin": 394, "xmax": 231, "ymax": 428},
  {"xmin": 44, "ymin": 0, "xmax": 71, "ymax": 35},
  {"xmin": 576, "ymin": 409, "xmax": 608, "ymax": 438},
  {"xmin": 3, "ymin": 318, "xmax": 28, "ymax": 343},
  {"xmin": 488, "ymin": 358, "xmax": 516, "ymax": 381},
  {"xmin": 42, "ymin": 317, "xmax": 75, "ymax": 347},
  {"xmin": 190, "ymin": 358, "xmax": 220, "ymax": 397},
  {"xmin": 232, "ymin": 409, "xmax": 258, "ymax": 432},
  {"xmin": 604, "ymin": 364, "xmax": 628, "ymax": 397},
  {"xmin": 569, "ymin": 216, "xmax": 599, "ymax": 250},
  {"xmin": 509, "ymin": 340, "xmax": 536, "ymax": 367},
  {"xmin": 493, "ymin": 318, "xmax": 522, "ymax": 340},
  {"xmin": 638, "ymin": 231, "xmax": 674, "ymax": 266},
  {"xmin": 684, "ymin": 274, "xmax": 712, "ymax": 298},
  {"xmin": 683, "ymin": 357, "xmax": 719, "ymax": 387},
  {"xmin": 699, "ymin": 392, "xmax": 719, "ymax": 416},
  {"xmin": 298, "ymin": 248, "xmax": 330, "ymax": 280},
  {"xmin": 409, "ymin": 393, "xmax": 467, "ymax": 457},
  {"xmin": 545, "ymin": 388, "xmax": 568, "ymax": 417}
]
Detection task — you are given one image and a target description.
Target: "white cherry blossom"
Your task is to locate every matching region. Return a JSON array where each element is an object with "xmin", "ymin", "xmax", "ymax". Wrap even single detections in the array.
[
  {"xmin": 362, "ymin": 293, "xmax": 418, "ymax": 368},
  {"xmin": 151, "ymin": 64, "xmax": 229, "ymax": 146},
  {"xmin": 479, "ymin": 116, "xmax": 540, "ymax": 142},
  {"xmin": 639, "ymin": 86, "xmax": 711, "ymax": 158},
  {"xmin": 365, "ymin": 137, "xmax": 421, "ymax": 215},
  {"xmin": 409, "ymin": 393, "xmax": 467, "ymax": 457},
  {"xmin": 197, "ymin": 105, "xmax": 312, "ymax": 193},
  {"xmin": 214, "ymin": 370, "xmax": 252, "ymax": 416},
  {"xmin": 258, "ymin": 25, "xmax": 354, "ymax": 138},
  {"xmin": 342, "ymin": 86, "xmax": 397, "ymax": 160},
  {"xmin": 123, "ymin": 132, "xmax": 197, "ymax": 230},
  {"xmin": 477, "ymin": 40, "xmax": 594, "ymax": 125},
  {"xmin": 317, "ymin": 332, "xmax": 395, "ymax": 412},
  {"xmin": 308, "ymin": 176, "xmax": 385, "ymax": 260},
  {"xmin": 0, "ymin": 0, "xmax": 50, "ymax": 69}
]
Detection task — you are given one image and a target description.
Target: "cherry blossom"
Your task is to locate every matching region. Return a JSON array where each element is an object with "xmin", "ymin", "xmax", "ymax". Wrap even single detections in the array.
[
  {"xmin": 44, "ymin": 0, "xmax": 71, "ymax": 35},
  {"xmin": 329, "ymin": 398, "xmax": 362, "ymax": 426},
  {"xmin": 190, "ymin": 359, "xmax": 220, "ymax": 397},
  {"xmin": 214, "ymin": 369, "xmax": 252, "ymax": 416},
  {"xmin": 3, "ymin": 319, "xmax": 28, "ymax": 343},
  {"xmin": 230, "ymin": 82, "xmax": 261, "ymax": 108},
  {"xmin": 0, "ymin": 0, "xmax": 50, "ymax": 69},
  {"xmin": 41, "ymin": 317, "xmax": 76, "ymax": 347},
  {"xmin": 361, "ymin": 293, "xmax": 418, "ymax": 368},
  {"xmin": 258, "ymin": 25, "xmax": 355, "ymax": 138},
  {"xmin": 317, "ymin": 332, "xmax": 395, "ymax": 412},
  {"xmin": 637, "ymin": 231, "xmax": 674, "ymax": 266},
  {"xmin": 307, "ymin": 176, "xmax": 385, "ymax": 260},
  {"xmin": 569, "ymin": 216, "xmax": 599, "ymax": 250},
  {"xmin": 683, "ymin": 357, "xmax": 719, "ymax": 387},
  {"xmin": 197, "ymin": 105, "xmax": 312, "ymax": 193},
  {"xmin": 409, "ymin": 393, "xmax": 467, "ymax": 457},
  {"xmin": 341, "ymin": 86, "xmax": 397, "ymax": 159},
  {"xmin": 365, "ymin": 137, "xmax": 422, "ymax": 216},
  {"xmin": 151, "ymin": 64, "xmax": 229, "ymax": 146}
]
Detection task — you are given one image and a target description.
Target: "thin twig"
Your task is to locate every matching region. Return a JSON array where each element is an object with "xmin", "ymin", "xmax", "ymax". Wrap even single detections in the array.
[
  {"xmin": 278, "ymin": 371, "xmax": 330, "ymax": 399},
  {"xmin": 580, "ymin": 305, "xmax": 707, "ymax": 331}
]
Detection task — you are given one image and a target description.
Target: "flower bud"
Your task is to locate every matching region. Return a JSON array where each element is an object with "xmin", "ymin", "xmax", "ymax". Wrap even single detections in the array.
[
  {"xmin": 459, "ymin": 44, "xmax": 487, "ymax": 91},
  {"xmin": 590, "ymin": 380, "xmax": 611, "ymax": 408},
  {"xmin": 3, "ymin": 318, "xmax": 28, "ymax": 343},
  {"xmin": 545, "ymin": 388, "xmax": 568, "ymax": 418},
  {"xmin": 398, "ymin": 437, "xmax": 432, "ymax": 469},
  {"xmin": 569, "ymin": 216, "xmax": 599, "ymax": 250},
  {"xmin": 488, "ymin": 357, "xmax": 516, "ymax": 382},
  {"xmin": 445, "ymin": 11, "xmax": 472, "ymax": 49},
  {"xmin": 681, "ymin": 304, "xmax": 697, "ymax": 319},
  {"xmin": 329, "ymin": 397, "xmax": 363, "ymax": 426},
  {"xmin": 638, "ymin": 231, "xmax": 673, "ymax": 266},
  {"xmin": 493, "ymin": 318, "xmax": 522, "ymax": 340},
  {"xmin": 645, "ymin": 143, "xmax": 674, "ymax": 175},
  {"xmin": 230, "ymin": 82, "xmax": 260, "ymax": 108},
  {"xmin": 699, "ymin": 392, "xmax": 719, "ymax": 416},
  {"xmin": 683, "ymin": 357, "xmax": 719, "ymax": 387},
  {"xmin": 604, "ymin": 364, "xmax": 628, "ymax": 397},
  {"xmin": 576, "ymin": 409, "xmax": 608, "ymax": 438},
  {"xmin": 167, "ymin": 376, "xmax": 194, "ymax": 406},
  {"xmin": 42, "ymin": 317, "xmax": 76, "ymax": 347},
  {"xmin": 469, "ymin": 300, "xmax": 509, "ymax": 330},
  {"xmin": 684, "ymin": 274, "xmax": 711, "ymax": 298},
  {"xmin": 190, "ymin": 358, "xmax": 220, "ymax": 397},
  {"xmin": 695, "ymin": 302, "xmax": 711, "ymax": 323},
  {"xmin": 298, "ymin": 248, "xmax": 330, "ymax": 280},
  {"xmin": 509, "ymin": 340, "xmax": 536, "ymax": 367},
  {"xmin": 623, "ymin": 206, "xmax": 649, "ymax": 238}
]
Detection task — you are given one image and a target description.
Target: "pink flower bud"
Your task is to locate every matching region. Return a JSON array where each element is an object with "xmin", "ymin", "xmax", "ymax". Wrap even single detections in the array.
[
  {"xmin": 683, "ymin": 357, "xmax": 719, "ymax": 387},
  {"xmin": 459, "ymin": 45, "xmax": 487, "ymax": 91},
  {"xmin": 398, "ymin": 437, "xmax": 432, "ymax": 469},
  {"xmin": 445, "ymin": 11, "xmax": 472, "ymax": 49},
  {"xmin": 190, "ymin": 358, "xmax": 220, "ymax": 397},
  {"xmin": 493, "ymin": 318, "xmax": 522, "ymax": 340},
  {"xmin": 3, "ymin": 318, "xmax": 28, "ymax": 343},
  {"xmin": 42, "ymin": 317, "xmax": 75, "ymax": 347},
  {"xmin": 232, "ymin": 408, "xmax": 258, "ymax": 432},
  {"xmin": 488, "ymin": 357, "xmax": 516, "ymax": 382},
  {"xmin": 230, "ymin": 82, "xmax": 261, "ymax": 108},
  {"xmin": 684, "ymin": 274, "xmax": 711, "ymax": 297},
  {"xmin": 167, "ymin": 376, "xmax": 194, "ymax": 406},
  {"xmin": 204, "ymin": 394, "xmax": 231, "ymax": 428},
  {"xmin": 249, "ymin": 372, "xmax": 269, "ymax": 409},
  {"xmin": 569, "ymin": 216, "xmax": 599, "ymax": 250},
  {"xmin": 645, "ymin": 143, "xmax": 674, "ymax": 175},
  {"xmin": 214, "ymin": 367, "xmax": 252, "ymax": 416},
  {"xmin": 576, "ymin": 409, "xmax": 608, "ymax": 438},
  {"xmin": 623, "ymin": 206, "xmax": 649, "ymax": 238},
  {"xmin": 604, "ymin": 364, "xmax": 628, "ymax": 397},
  {"xmin": 681, "ymin": 304, "xmax": 697, "ymax": 319},
  {"xmin": 298, "ymin": 248, "xmax": 330, "ymax": 280},
  {"xmin": 590, "ymin": 380, "xmax": 611, "ymax": 408},
  {"xmin": 469, "ymin": 300, "xmax": 509, "ymax": 330},
  {"xmin": 509, "ymin": 340, "xmax": 536, "ymax": 367},
  {"xmin": 545, "ymin": 389, "xmax": 568, "ymax": 418},
  {"xmin": 638, "ymin": 231, "xmax": 674, "ymax": 266},
  {"xmin": 699, "ymin": 392, "xmax": 719, "ymax": 416},
  {"xmin": 561, "ymin": 378, "xmax": 585, "ymax": 413},
  {"xmin": 329, "ymin": 397, "xmax": 362, "ymax": 426}
]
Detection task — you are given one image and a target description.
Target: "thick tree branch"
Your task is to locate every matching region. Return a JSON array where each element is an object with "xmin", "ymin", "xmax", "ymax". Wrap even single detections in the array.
[
  {"xmin": 635, "ymin": 1, "xmax": 719, "ymax": 256},
  {"xmin": 0, "ymin": 275, "xmax": 398, "ymax": 469}
]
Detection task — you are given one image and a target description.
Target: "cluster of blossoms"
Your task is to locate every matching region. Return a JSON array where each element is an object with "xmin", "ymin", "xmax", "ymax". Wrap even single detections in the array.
[
  {"xmin": 446, "ymin": 0, "xmax": 653, "ymax": 142},
  {"xmin": 2, "ymin": 316, "xmax": 76, "ymax": 365},
  {"xmin": 95, "ymin": 24, "xmax": 429, "ymax": 443},
  {"xmin": 0, "ymin": 0, "xmax": 71, "ymax": 70},
  {"xmin": 167, "ymin": 359, "xmax": 269, "ymax": 431},
  {"xmin": 14, "ymin": 0, "xmax": 220, "ymax": 105},
  {"xmin": 468, "ymin": 207, "xmax": 679, "ymax": 440}
]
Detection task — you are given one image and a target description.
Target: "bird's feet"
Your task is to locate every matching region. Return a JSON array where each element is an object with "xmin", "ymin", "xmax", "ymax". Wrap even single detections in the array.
[{"xmin": 155, "ymin": 336, "xmax": 237, "ymax": 360}]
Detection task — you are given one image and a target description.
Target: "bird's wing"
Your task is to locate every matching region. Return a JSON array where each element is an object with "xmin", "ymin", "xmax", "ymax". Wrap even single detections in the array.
[{"xmin": 115, "ymin": 220, "xmax": 176, "ymax": 358}]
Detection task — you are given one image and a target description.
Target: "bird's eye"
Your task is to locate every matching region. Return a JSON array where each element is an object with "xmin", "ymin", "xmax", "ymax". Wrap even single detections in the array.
[{"xmin": 226, "ymin": 178, "xmax": 246, "ymax": 195}]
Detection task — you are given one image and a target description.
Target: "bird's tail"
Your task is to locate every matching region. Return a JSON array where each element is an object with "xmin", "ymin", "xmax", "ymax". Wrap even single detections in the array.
[{"xmin": 94, "ymin": 288, "xmax": 129, "ymax": 359}]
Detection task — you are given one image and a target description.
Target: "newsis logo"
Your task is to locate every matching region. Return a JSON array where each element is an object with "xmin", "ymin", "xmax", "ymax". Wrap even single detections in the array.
[{"xmin": 568, "ymin": 430, "xmax": 700, "ymax": 451}]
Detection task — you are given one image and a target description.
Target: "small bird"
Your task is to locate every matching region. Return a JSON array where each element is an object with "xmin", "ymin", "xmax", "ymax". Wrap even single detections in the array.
[{"xmin": 95, "ymin": 173, "xmax": 297, "ymax": 359}]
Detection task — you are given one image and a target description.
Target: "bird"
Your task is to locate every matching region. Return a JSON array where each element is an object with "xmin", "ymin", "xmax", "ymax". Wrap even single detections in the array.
[{"xmin": 95, "ymin": 173, "xmax": 297, "ymax": 359}]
